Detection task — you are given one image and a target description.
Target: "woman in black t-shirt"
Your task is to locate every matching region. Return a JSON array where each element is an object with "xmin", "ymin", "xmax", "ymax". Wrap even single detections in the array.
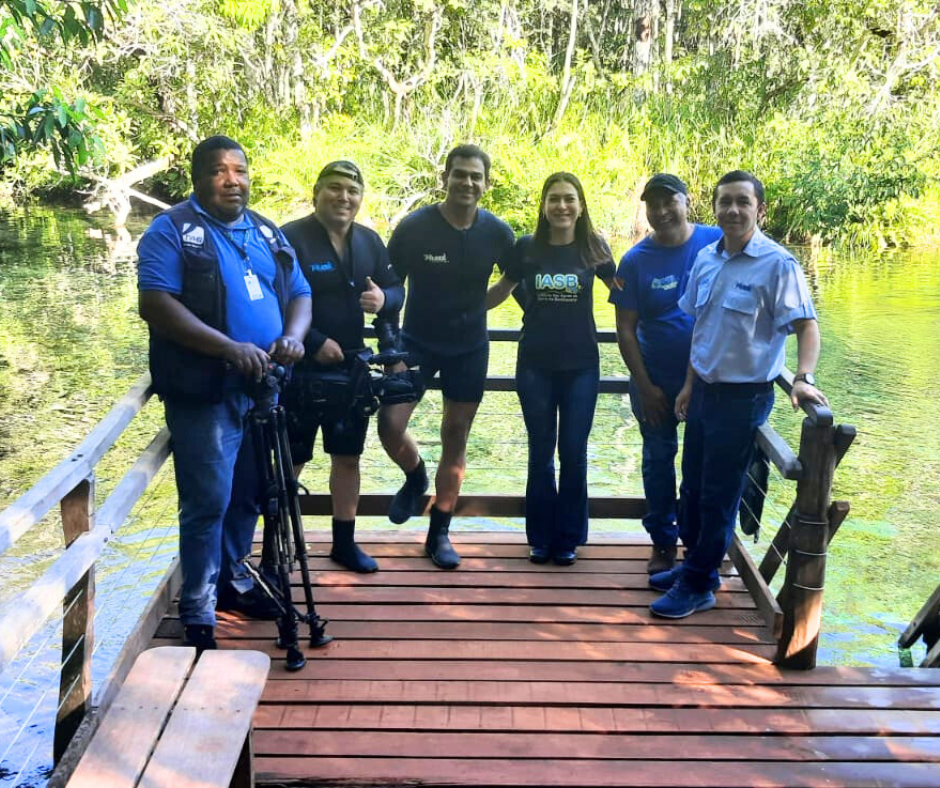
[{"xmin": 492, "ymin": 172, "xmax": 616, "ymax": 565}]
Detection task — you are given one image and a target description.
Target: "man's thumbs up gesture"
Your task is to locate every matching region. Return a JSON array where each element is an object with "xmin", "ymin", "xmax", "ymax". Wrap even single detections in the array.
[{"xmin": 359, "ymin": 276, "xmax": 386, "ymax": 314}]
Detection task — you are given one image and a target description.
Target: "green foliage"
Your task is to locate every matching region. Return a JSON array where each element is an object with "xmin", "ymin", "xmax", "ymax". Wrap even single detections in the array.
[{"xmin": 2, "ymin": 0, "xmax": 940, "ymax": 246}]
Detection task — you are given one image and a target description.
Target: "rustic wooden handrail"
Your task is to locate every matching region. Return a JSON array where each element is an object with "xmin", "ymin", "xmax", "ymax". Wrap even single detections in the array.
[{"xmin": 0, "ymin": 373, "xmax": 165, "ymax": 764}]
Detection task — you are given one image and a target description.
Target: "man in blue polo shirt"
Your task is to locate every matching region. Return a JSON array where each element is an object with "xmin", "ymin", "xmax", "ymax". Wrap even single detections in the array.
[
  {"xmin": 378, "ymin": 144, "xmax": 515, "ymax": 569},
  {"xmin": 649, "ymin": 170, "xmax": 828, "ymax": 619},
  {"xmin": 611, "ymin": 174, "xmax": 722, "ymax": 575},
  {"xmin": 137, "ymin": 135, "xmax": 312, "ymax": 651},
  {"xmin": 280, "ymin": 160, "xmax": 404, "ymax": 573}
]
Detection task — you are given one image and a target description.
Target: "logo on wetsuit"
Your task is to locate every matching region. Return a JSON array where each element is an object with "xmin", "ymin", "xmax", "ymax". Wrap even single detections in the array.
[
  {"xmin": 423, "ymin": 253, "xmax": 448, "ymax": 264},
  {"xmin": 310, "ymin": 261, "xmax": 335, "ymax": 272}
]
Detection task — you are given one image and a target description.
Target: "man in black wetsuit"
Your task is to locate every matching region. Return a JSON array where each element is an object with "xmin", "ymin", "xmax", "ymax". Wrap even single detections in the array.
[
  {"xmin": 378, "ymin": 144, "xmax": 515, "ymax": 569},
  {"xmin": 281, "ymin": 160, "xmax": 404, "ymax": 572}
]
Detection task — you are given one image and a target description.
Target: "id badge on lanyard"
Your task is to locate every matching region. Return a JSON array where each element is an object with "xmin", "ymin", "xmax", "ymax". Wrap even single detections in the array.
[{"xmin": 244, "ymin": 269, "xmax": 264, "ymax": 301}]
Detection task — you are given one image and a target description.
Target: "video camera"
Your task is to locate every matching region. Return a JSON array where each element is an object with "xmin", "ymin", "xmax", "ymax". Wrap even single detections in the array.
[{"xmin": 289, "ymin": 347, "xmax": 425, "ymax": 424}]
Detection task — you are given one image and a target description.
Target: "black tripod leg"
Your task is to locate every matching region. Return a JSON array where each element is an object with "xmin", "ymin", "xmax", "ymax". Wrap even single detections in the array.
[{"xmin": 274, "ymin": 407, "xmax": 332, "ymax": 648}]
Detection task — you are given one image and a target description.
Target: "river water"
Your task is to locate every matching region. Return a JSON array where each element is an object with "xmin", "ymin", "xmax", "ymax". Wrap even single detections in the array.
[{"xmin": 1, "ymin": 207, "xmax": 938, "ymax": 785}]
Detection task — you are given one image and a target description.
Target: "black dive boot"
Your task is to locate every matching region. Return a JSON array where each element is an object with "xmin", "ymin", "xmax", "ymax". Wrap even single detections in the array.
[
  {"xmin": 330, "ymin": 518, "xmax": 379, "ymax": 573},
  {"xmin": 425, "ymin": 506, "xmax": 461, "ymax": 569},
  {"xmin": 389, "ymin": 458, "xmax": 429, "ymax": 524}
]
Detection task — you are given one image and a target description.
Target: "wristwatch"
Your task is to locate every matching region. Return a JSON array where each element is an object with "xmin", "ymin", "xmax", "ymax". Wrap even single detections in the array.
[{"xmin": 794, "ymin": 372, "xmax": 817, "ymax": 387}]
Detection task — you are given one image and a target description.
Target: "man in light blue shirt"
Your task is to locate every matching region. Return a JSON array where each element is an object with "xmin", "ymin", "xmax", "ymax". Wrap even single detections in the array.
[{"xmin": 648, "ymin": 170, "xmax": 828, "ymax": 619}]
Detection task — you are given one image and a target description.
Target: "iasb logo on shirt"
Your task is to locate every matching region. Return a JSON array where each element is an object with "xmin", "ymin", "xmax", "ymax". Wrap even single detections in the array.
[
  {"xmin": 651, "ymin": 275, "xmax": 678, "ymax": 291},
  {"xmin": 180, "ymin": 223, "xmax": 205, "ymax": 247},
  {"xmin": 535, "ymin": 273, "xmax": 581, "ymax": 294},
  {"xmin": 423, "ymin": 253, "xmax": 448, "ymax": 264},
  {"xmin": 310, "ymin": 261, "xmax": 334, "ymax": 272}
]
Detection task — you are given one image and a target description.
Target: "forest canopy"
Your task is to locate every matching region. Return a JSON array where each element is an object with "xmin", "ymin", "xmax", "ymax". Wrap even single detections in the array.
[{"xmin": 1, "ymin": 0, "xmax": 938, "ymax": 247}]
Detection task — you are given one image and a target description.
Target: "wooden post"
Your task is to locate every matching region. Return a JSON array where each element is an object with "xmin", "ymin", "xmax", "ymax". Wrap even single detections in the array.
[
  {"xmin": 775, "ymin": 419, "xmax": 837, "ymax": 668},
  {"xmin": 54, "ymin": 476, "xmax": 96, "ymax": 763}
]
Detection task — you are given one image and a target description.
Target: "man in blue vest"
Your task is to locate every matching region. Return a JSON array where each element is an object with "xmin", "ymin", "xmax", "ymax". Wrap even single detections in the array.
[
  {"xmin": 280, "ymin": 160, "xmax": 404, "ymax": 573},
  {"xmin": 649, "ymin": 170, "xmax": 828, "ymax": 618},
  {"xmin": 137, "ymin": 136, "xmax": 312, "ymax": 651},
  {"xmin": 611, "ymin": 174, "xmax": 722, "ymax": 575}
]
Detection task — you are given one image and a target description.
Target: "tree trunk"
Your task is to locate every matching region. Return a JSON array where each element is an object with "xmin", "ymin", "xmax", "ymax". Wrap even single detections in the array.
[{"xmin": 632, "ymin": 0, "xmax": 654, "ymax": 76}]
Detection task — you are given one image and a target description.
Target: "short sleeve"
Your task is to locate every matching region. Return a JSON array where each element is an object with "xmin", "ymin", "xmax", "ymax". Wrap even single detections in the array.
[
  {"xmin": 609, "ymin": 250, "xmax": 640, "ymax": 310},
  {"xmin": 494, "ymin": 220, "xmax": 516, "ymax": 274},
  {"xmin": 287, "ymin": 255, "xmax": 311, "ymax": 299},
  {"xmin": 137, "ymin": 214, "xmax": 184, "ymax": 293},
  {"xmin": 597, "ymin": 260, "xmax": 617, "ymax": 281},
  {"xmin": 772, "ymin": 255, "xmax": 817, "ymax": 330},
  {"xmin": 677, "ymin": 257, "xmax": 701, "ymax": 315},
  {"xmin": 502, "ymin": 238, "xmax": 527, "ymax": 282}
]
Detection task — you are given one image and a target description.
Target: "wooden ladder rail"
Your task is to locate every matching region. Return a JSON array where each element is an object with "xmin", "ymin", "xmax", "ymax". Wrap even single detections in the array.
[{"xmin": 899, "ymin": 584, "xmax": 940, "ymax": 667}]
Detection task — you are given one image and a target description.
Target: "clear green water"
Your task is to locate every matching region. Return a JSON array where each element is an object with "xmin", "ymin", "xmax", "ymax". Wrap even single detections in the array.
[{"xmin": 1, "ymin": 207, "xmax": 938, "ymax": 785}]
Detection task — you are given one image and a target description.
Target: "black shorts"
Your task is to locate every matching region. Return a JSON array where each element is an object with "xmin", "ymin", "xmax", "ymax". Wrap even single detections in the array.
[
  {"xmin": 404, "ymin": 341, "xmax": 489, "ymax": 403},
  {"xmin": 282, "ymin": 386, "xmax": 370, "ymax": 463}
]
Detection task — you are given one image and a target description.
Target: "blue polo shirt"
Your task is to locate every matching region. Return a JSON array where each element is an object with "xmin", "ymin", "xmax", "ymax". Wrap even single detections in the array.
[
  {"xmin": 137, "ymin": 196, "xmax": 310, "ymax": 351},
  {"xmin": 609, "ymin": 224, "xmax": 722, "ymax": 391},
  {"xmin": 281, "ymin": 214, "xmax": 404, "ymax": 359},
  {"xmin": 678, "ymin": 228, "xmax": 817, "ymax": 383},
  {"xmin": 388, "ymin": 204, "xmax": 515, "ymax": 356}
]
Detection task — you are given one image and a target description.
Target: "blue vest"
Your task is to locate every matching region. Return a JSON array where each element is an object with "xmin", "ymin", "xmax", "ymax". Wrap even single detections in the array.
[{"xmin": 149, "ymin": 201, "xmax": 297, "ymax": 403}]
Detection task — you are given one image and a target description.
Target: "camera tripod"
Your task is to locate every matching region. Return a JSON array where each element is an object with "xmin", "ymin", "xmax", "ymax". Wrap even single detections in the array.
[{"xmin": 242, "ymin": 366, "xmax": 332, "ymax": 671}]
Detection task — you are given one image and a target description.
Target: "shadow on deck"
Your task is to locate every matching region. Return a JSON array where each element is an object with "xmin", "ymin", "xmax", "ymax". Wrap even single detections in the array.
[{"xmin": 151, "ymin": 531, "xmax": 940, "ymax": 788}]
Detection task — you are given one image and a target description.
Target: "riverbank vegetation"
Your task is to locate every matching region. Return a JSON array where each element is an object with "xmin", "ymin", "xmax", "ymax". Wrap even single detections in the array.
[{"xmin": 2, "ymin": 0, "xmax": 939, "ymax": 247}]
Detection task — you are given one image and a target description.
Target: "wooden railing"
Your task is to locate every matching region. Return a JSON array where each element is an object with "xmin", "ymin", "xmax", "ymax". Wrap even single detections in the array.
[
  {"xmin": 0, "ymin": 375, "xmax": 169, "ymax": 765},
  {"xmin": 899, "ymin": 584, "xmax": 940, "ymax": 667},
  {"xmin": 0, "ymin": 326, "xmax": 855, "ymax": 775}
]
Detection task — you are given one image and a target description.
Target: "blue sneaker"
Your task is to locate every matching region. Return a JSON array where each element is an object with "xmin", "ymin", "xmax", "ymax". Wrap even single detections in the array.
[
  {"xmin": 649, "ymin": 566, "xmax": 722, "ymax": 593},
  {"xmin": 650, "ymin": 577, "xmax": 716, "ymax": 619}
]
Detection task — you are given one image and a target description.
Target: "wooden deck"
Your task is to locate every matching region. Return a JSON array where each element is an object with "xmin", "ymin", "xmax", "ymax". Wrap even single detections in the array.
[{"xmin": 152, "ymin": 532, "xmax": 940, "ymax": 788}]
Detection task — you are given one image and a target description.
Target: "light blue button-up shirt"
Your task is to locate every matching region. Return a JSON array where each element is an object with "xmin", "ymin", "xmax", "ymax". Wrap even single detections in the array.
[{"xmin": 678, "ymin": 228, "xmax": 816, "ymax": 383}]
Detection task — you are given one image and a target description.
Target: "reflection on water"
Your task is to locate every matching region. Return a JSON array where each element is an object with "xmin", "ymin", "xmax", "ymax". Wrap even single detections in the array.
[{"xmin": 1, "ymin": 208, "xmax": 939, "ymax": 785}]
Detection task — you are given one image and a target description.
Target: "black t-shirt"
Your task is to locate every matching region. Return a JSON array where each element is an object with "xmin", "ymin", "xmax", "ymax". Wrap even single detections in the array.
[
  {"xmin": 504, "ymin": 235, "xmax": 615, "ymax": 370},
  {"xmin": 281, "ymin": 214, "xmax": 403, "ymax": 362},
  {"xmin": 388, "ymin": 204, "xmax": 515, "ymax": 356}
]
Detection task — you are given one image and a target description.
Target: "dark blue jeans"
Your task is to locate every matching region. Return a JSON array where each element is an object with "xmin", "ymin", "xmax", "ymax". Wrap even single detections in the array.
[
  {"xmin": 164, "ymin": 387, "xmax": 263, "ymax": 627},
  {"xmin": 678, "ymin": 379, "xmax": 774, "ymax": 591},
  {"xmin": 516, "ymin": 362, "xmax": 599, "ymax": 552},
  {"xmin": 629, "ymin": 378, "xmax": 680, "ymax": 549}
]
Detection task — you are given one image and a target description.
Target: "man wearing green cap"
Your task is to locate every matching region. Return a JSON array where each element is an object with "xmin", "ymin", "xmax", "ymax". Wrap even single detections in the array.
[{"xmin": 281, "ymin": 161, "xmax": 404, "ymax": 572}]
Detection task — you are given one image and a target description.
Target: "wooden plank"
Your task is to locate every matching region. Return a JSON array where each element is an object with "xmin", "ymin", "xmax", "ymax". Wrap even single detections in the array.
[
  {"xmin": 203, "ymin": 638, "xmax": 777, "ymax": 664},
  {"xmin": 728, "ymin": 533, "xmax": 783, "ymax": 639},
  {"xmin": 755, "ymin": 423, "xmax": 802, "ymax": 480},
  {"xmin": 299, "ymin": 494, "xmax": 647, "ymax": 519},
  {"xmin": 281, "ymin": 586, "xmax": 759, "ymax": 608},
  {"xmin": 55, "ymin": 477, "xmax": 96, "ymax": 763},
  {"xmin": 256, "ymin": 677, "xmax": 939, "ymax": 708},
  {"xmin": 0, "ymin": 373, "xmax": 153, "ymax": 556},
  {"xmin": 184, "ymin": 602, "xmax": 766, "ymax": 627},
  {"xmin": 291, "ymin": 531, "xmax": 658, "ymax": 545},
  {"xmin": 153, "ymin": 636, "xmax": 774, "ymax": 664},
  {"xmin": 138, "ymin": 650, "xmax": 270, "ymax": 788},
  {"xmin": 207, "ymin": 619, "xmax": 773, "ymax": 645},
  {"xmin": 47, "ymin": 561, "xmax": 183, "ymax": 788},
  {"xmin": 254, "ymin": 730, "xmax": 940, "ymax": 762},
  {"xmin": 303, "ymin": 569, "xmax": 749, "ymax": 590},
  {"xmin": 263, "ymin": 541, "xmax": 668, "ymax": 559},
  {"xmin": 251, "ymin": 660, "xmax": 940, "ymax": 686},
  {"xmin": 256, "ymin": 758, "xmax": 940, "ymax": 787},
  {"xmin": 257, "ymin": 704, "xmax": 940, "ymax": 735},
  {"xmin": 65, "ymin": 646, "xmax": 195, "ymax": 788}
]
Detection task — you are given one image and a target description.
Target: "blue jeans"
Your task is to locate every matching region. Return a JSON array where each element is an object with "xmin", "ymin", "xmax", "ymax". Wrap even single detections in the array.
[
  {"xmin": 164, "ymin": 387, "xmax": 262, "ymax": 627},
  {"xmin": 629, "ymin": 378, "xmax": 680, "ymax": 549},
  {"xmin": 516, "ymin": 362, "xmax": 599, "ymax": 552},
  {"xmin": 678, "ymin": 379, "xmax": 774, "ymax": 591}
]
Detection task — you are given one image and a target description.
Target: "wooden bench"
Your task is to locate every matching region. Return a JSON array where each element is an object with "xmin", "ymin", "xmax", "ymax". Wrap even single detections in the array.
[{"xmin": 65, "ymin": 647, "xmax": 270, "ymax": 788}]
